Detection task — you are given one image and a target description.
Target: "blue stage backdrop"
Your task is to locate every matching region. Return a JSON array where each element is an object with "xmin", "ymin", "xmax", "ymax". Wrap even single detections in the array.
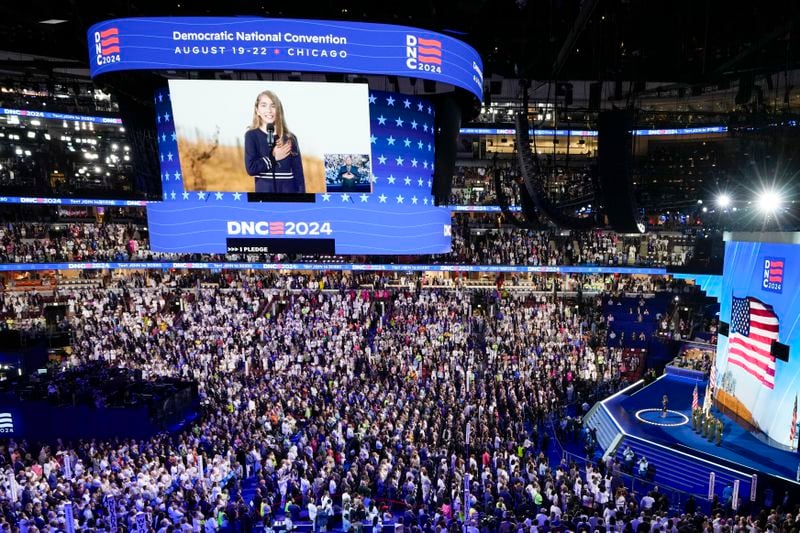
[
  {"xmin": 147, "ymin": 88, "xmax": 452, "ymax": 255},
  {"xmin": 87, "ymin": 17, "xmax": 483, "ymax": 101},
  {"xmin": 716, "ymin": 240, "xmax": 800, "ymax": 449}
]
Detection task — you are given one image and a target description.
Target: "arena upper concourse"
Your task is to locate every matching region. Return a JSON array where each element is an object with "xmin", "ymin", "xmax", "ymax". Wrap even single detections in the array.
[{"xmin": 0, "ymin": 2, "xmax": 800, "ymax": 532}]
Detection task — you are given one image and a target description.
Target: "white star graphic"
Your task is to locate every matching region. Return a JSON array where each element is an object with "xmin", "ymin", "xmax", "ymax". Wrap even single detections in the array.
[
  {"xmin": 395, "ymin": 156, "xmax": 404, "ymax": 166},
  {"xmin": 411, "ymin": 196, "xmax": 418, "ymax": 204},
  {"xmin": 360, "ymin": 194, "xmax": 369, "ymax": 202},
  {"xmin": 379, "ymin": 194, "xmax": 388, "ymax": 203},
  {"xmin": 157, "ymin": 115, "xmax": 161, "ymax": 123},
  {"xmin": 158, "ymin": 93, "xmax": 164, "ymax": 102},
  {"xmin": 164, "ymin": 112, "xmax": 171, "ymax": 122},
  {"xmin": 163, "ymin": 192, "xmax": 168, "ymax": 200},
  {"xmin": 411, "ymin": 158, "xmax": 418, "ymax": 167},
  {"xmin": 395, "ymin": 117, "xmax": 404, "ymax": 127},
  {"xmin": 427, "ymin": 180, "xmax": 432, "ymax": 187},
  {"xmin": 341, "ymin": 193, "xmax": 350, "ymax": 202},
  {"xmin": 182, "ymin": 191, "xmax": 190, "ymax": 200},
  {"xmin": 410, "ymin": 120, "xmax": 418, "ymax": 130},
  {"xmin": 417, "ymin": 178, "xmax": 424, "ymax": 186},
  {"xmin": 403, "ymin": 99, "xmax": 411, "ymax": 108},
  {"xmin": 403, "ymin": 138, "xmax": 411, "ymax": 147},
  {"xmin": 417, "ymin": 141, "xmax": 424, "ymax": 149},
  {"xmin": 427, "ymin": 106, "xmax": 432, "ymax": 114},
  {"xmin": 377, "ymin": 115, "xmax": 387, "ymax": 125},
  {"xmin": 396, "ymin": 195, "xmax": 405, "ymax": 204},
  {"xmin": 423, "ymin": 161, "xmax": 428, "ymax": 169},
  {"xmin": 171, "ymin": 132, "xmax": 177, "ymax": 141},
  {"xmin": 170, "ymin": 191, "xmax": 177, "ymax": 200},
  {"xmin": 233, "ymin": 192, "xmax": 242, "ymax": 200},
  {"xmin": 387, "ymin": 175, "xmax": 396, "ymax": 184},
  {"xmin": 160, "ymin": 153, "xmax": 165, "ymax": 162},
  {"xmin": 215, "ymin": 192, "xmax": 224, "ymax": 200},
  {"xmin": 378, "ymin": 155, "xmax": 387, "ymax": 165},
  {"xmin": 427, "ymin": 143, "xmax": 432, "ymax": 151},
  {"xmin": 404, "ymin": 177, "xmax": 412, "ymax": 185},
  {"xmin": 386, "ymin": 96, "xmax": 395, "ymax": 106},
  {"xmin": 167, "ymin": 152, "xmax": 173, "ymax": 161},
  {"xmin": 370, "ymin": 175, "xmax": 378, "ymax": 183},
  {"xmin": 161, "ymin": 133, "xmax": 166, "ymax": 142},
  {"xmin": 387, "ymin": 136, "xmax": 396, "ymax": 146},
  {"xmin": 370, "ymin": 135, "xmax": 377, "ymax": 144},
  {"xmin": 368, "ymin": 94, "xmax": 377, "ymax": 104},
  {"xmin": 197, "ymin": 192, "xmax": 206, "ymax": 200},
  {"xmin": 423, "ymin": 197, "xmax": 429, "ymax": 205},
  {"xmin": 174, "ymin": 171, "xmax": 181, "ymax": 181},
  {"xmin": 164, "ymin": 173, "xmax": 170, "ymax": 181},
  {"xmin": 423, "ymin": 124, "xmax": 428, "ymax": 132},
  {"xmin": 322, "ymin": 193, "xmax": 331, "ymax": 202},
  {"xmin": 417, "ymin": 102, "xmax": 424, "ymax": 111}
]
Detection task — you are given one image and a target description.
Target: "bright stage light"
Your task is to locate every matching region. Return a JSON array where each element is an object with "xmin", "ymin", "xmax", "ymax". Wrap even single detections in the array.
[
  {"xmin": 716, "ymin": 193, "xmax": 732, "ymax": 209},
  {"xmin": 756, "ymin": 189, "xmax": 782, "ymax": 214}
]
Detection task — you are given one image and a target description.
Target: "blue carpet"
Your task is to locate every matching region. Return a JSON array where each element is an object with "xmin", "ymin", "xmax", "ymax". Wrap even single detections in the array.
[{"xmin": 606, "ymin": 375, "xmax": 800, "ymax": 481}]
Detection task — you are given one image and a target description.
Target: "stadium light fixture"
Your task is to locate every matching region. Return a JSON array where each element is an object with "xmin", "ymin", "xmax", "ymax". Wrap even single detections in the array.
[
  {"xmin": 715, "ymin": 193, "xmax": 732, "ymax": 209},
  {"xmin": 756, "ymin": 189, "xmax": 782, "ymax": 214}
]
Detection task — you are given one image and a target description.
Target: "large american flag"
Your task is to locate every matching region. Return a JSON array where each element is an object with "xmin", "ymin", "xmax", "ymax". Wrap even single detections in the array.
[
  {"xmin": 728, "ymin": 296, "xmax": 778, "ymax": 389},
  {"xmin": 791, "ymin": 395, "xmax": 798, "ymax": 449},
  {"xmin": 692, "ymin": 384, "xmax": 699, "ymax": 411}
]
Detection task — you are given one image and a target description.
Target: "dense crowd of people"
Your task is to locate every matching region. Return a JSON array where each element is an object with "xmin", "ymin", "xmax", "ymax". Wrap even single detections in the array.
[
  {"xmin": 0, "ymin": 219, "xmax": 699, "ymax": 269},
  {"xmin": 0, "ymin": 271, "xmax": 795, "ymax": 532}
]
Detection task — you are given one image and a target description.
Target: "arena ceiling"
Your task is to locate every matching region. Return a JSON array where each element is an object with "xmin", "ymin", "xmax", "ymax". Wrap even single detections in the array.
[{"xmin": 0, "ymin": 0, "xmax": 798, "ymax": 87}]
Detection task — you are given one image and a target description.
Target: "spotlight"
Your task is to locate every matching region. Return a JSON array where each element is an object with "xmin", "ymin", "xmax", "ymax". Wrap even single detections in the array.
[
  {"xmin": 756, "ymin": 189, "xmax": 782, "ymax": 214},
  {"xmin": 715, "ymin": 194, "xmax": 731, "ymax": 209}
]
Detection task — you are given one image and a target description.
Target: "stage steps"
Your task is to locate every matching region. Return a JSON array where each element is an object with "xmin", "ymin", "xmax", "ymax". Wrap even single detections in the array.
[
  {"xmin": 613, "ymin": 435, "xmax": 752, "ymax": 500},
  {"xmin": 583, "ymin": 402, "xmax": 621, "ymax": 455}
]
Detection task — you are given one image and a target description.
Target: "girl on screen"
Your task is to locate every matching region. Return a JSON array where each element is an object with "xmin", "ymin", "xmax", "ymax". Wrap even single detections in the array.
[{"xmin": 244, "ymin": 90, "xmax": 306, "ymax": 193}]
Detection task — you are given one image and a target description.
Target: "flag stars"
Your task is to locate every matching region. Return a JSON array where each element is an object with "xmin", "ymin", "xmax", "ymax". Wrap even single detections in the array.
[
  {"xmin": 417, "ymin": 178, "xmax": 424, "ymax": 186},
  {"xmin": 164, "ymin": 112, "xmax": 171, "ymax": 122},
  {"xmin": 170, "ymin": 191, "xmax": 177, "ymax": 200},
  {"xmin": 403, "ymin": 99, "xmax": 411, "ymax": 108},
  {"xmin": 410, "ymin": 120, "xmax": 418, "ymax": 130},
  {"xmin": 197, "ymin": 192, "xmax": 206, "ymax": 200},
  {"xmin": 395, "ymin": 117, "xmax": 404, "ymax": 127},
  {"xmin": 396, "ymin": 195, "xmax": 405, "ymax": 204},
  {"xmin": 423, "ymin": 124, "xmax": 428, "ymax": 133},
  {"xmin": 377, "ymin": 155, "xmax": 387, "ymax": 165},
  {"xmin": 386, "ymin": 95, "xmax": 395, "ymax": 106},
  {"xmin": 322, "ymin": 193, "xmax": 331, "ymax": 202},
  {"xmin": 341, "ymin": 193, "xmax": 350, "ymax": 202},
  {"xmin": 377, "ymin": 115, "xmax": 387, "ymax": 125},
  {"xmin": 403, "ymin": 138, "xmax": 411, "ymax": 147},
  {"xmin": 174, "ymin": 171, "xmax": 181, "ymax": 181},
  {"xmin": 171, "ymin": 132, "xmax": 177, "ymax": 141},
  {"xmin": 423, "ymin": 197, "xmax": 429, "ymax": 205},
  {"xmin": 417, "ymin": 140, "xmax": 424, "ymax": 149},
  {"xmin": 411, "ymin": 158, "xmax": 418, "ymax": 167},
  {"xmin": 404, "ymin": 177, "xmax": 412, "ymax": 185},
  {"xmin": 386, "ymin": 135, "xmax": 396, "ymax": 146},
  {"xmin": 182, "ymin": 191, "xmax": 190, "ymax": 200},
  {"xmin": 166, "ymin": 152, "xmax": 174, "ymax": 161},
  {"xmin": 370, "ymin": 135, "xmax": 377, "ymax": 144},
  {"xmin": 423, "ymin": 161, "xmax": 429, "ymax": 169},
  {"xmin": 417, "ymin": 102, "xmax": 424, "ymax": 111},
  {"xmin": 387, "ymin": 175, "xmax": 396, "ymax": 184},
  {"xmin": 378, "ymin": 194, "xmax": 388, "ymax": 203},
  {"xmin": 411, "ymin": 196, "xmax": 418, "ymax": 204},
  {"xmin": 215, "ymin": 192, "xmax": 224, "ymax": 200},
  {"xmin": 161, "ymin": 133, "xmax": 167, "ymax": 142},
  {"xmin": 360, "ymin": 194, "xmax": 369, "ymax": 202},
  {"xmin": 427, "ymin": 106, "xmax": 432, "ymax": 114},
  {"xmin": 368, "ymin": 94, "xmax": 377, "ymax": 104},
  {"xmin": 233, "ymin": 192, "xmax": 242, "ymax": 200},
  {"xmin": 395, "ymin": 156, "xmax": 404, "ymax": 166}
]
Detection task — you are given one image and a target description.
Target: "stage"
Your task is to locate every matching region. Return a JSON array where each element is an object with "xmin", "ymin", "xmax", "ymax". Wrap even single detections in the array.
[{"xmin": 603, "ymin": 375, "xmax": 800, "ymax": 484}]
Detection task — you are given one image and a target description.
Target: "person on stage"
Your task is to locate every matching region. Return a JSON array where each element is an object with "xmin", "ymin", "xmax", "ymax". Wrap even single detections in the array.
[
  {"xmin": 337, "ymin": 156, "xmax": 360, "ymax": 190},
  {"xmin": 244, "ymin": 90, "xmax": 306, "ymax": 193},
  {"xmin": 662, "ymin": 394, "xmax": 669, "ymax": 418}
]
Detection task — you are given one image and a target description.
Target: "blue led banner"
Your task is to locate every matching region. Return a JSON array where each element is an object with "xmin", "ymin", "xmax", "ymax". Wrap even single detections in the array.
[
  {"xmin": 0, "ymin": 107, "xmax": 122, "ymax": 125},
  {"xmin": 0, "ymin": 261, "xmax": 668, "ymax": 274},
  {"xmin": 459, "ymin": 126, "xmax": 728, "ymax": 136},
  {"xmin": 0, "ymin": 197, "xmax": 146, "ymax": 206},
  {"xmin": 87, "ymin": 17, "xmax": 484, "ymax": 101}
]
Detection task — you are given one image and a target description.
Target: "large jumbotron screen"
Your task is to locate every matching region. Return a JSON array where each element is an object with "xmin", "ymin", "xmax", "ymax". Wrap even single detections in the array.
[
  {"xmin": 147, "ymin": 85, "xmax": 451, "ymax": 255},
  {"xmin": 716, "ymin": 239, "xmax": 800, "ymax": 449}
]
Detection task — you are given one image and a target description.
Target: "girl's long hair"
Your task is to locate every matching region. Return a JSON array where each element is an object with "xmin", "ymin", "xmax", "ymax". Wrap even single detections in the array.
[{"xmin": 249, "ymin": 90, "xmax": 293, "ymax": 143}]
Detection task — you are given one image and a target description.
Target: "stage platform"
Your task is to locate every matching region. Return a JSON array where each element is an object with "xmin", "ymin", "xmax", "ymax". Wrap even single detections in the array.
[{"xmin": 586, "ymin": 375, "xmax": 799, "ymax": 501}]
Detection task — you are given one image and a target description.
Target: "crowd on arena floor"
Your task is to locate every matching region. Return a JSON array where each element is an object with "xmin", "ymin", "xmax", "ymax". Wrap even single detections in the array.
[{"xmin": 0, "ymin": 271, "xmax": 795, "ymax": 533}]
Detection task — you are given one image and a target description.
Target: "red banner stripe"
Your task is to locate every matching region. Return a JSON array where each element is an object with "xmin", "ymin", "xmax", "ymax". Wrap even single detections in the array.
[
  {"xmin": 418, "ymin": 46, "xmax": 442, "ymax": 56},
  {"xmin": 418, "ymin": 37, "xmax": 442, "ymax": 48},
  {"xmin": 99, "ymin": 28, "xmax": 119, "ymax": 38},
  {"xmin": 101, "ymin": 37, "xmax": 119, "ymax": 47},
  {"xmin": 419, "ymin": 56, "xmax": 442, "ymax": 65},
  {"xmin": 101, "ymin": 46, "xmax": 120, "ymax": 56},
  {"xmin": 728, "ymin": 358, "xmax": 774, "ymax": 389},
  {"xmin": 728, "ymin": 346, "xmax": 776, "ymax": 375}
]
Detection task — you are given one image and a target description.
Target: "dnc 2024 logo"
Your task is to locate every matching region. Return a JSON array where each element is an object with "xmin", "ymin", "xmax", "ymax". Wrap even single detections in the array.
[
  {"xmin": 0, "ymin": 413, "xmax": 14, "ymax": 434},
  {"xmin": 762, "ymin": 257, "xmax": 785, "ymax": 293},
  {"xmin": 93, "ymin": 27, "xmax": 121, "ymax": 67},
  {"xmin": 405, "ymin": 35, "xmax": 442, "ymax": 74}
]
